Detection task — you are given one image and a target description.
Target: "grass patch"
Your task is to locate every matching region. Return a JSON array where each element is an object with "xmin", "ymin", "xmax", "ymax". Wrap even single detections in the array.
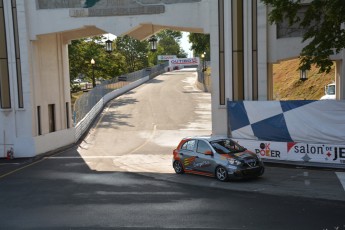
[{"xmin": 273, "ymin": 59, "xmax": 335, "ymax": 100}]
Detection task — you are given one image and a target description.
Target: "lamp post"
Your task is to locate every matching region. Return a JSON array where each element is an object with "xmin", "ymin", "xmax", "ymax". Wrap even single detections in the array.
[
  {"xmin": 203, "ymin": 52, "xmax": 207, "ymax": 71},
  {"xmin": 105, "ymin": 39, "xmax": 113, "ymax": 53},
  {"xmin": 300, "ymin": 69, "xmax": 308, "ymax": 81},
  {"xmin": 91, "ymin": 58, "xmax": 96, "ymax": 88},
  {"xmin": 201, "ymin": 53, "xmax": 205, "ymax": 72},
  {"xmin": 149, "ymin": 35, "xmax": 157, "ymax": 52},
  {"xmin": 201, "ymin": 52, "xmax": 206, "ymax": 72}
]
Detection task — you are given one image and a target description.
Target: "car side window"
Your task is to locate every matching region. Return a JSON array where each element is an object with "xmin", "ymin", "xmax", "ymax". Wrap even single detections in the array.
[
  {"xmin": 181, "ymin": 140, "xmax": 196, "ymax": 151},
  {"xmin": 196, "ymin": 140, "xmax": 212, "ymax": 154}
]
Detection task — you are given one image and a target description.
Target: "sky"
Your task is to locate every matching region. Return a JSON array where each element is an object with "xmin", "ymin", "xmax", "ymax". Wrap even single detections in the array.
[{"xmin": 181, "ymin": 32, "xmax": 193, "ymax": 57}]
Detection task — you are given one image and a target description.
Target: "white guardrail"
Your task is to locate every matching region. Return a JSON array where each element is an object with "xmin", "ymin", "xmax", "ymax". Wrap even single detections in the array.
[{"xmin": 75, "ymin": 76, "xmax": 150, "ymax": 141}]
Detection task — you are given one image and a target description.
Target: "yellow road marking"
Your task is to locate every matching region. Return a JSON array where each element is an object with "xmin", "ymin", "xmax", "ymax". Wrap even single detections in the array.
[
  {"xmin": 0, "ymin": 148, "xmax": 70, "ymax": 179},
  {"xmin": 128, "ymin": 124, "xmax": 157, "ymax": 155},
  {"xmin": 0, "ymin": 158, "xmax": 45, "ymax": 179}
]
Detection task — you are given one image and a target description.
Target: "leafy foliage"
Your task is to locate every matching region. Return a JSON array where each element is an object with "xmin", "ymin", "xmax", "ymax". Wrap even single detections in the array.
[
  {"xmin": 148, "ymin": 30, "xmax": 187, "ymax": 65},
  {"xmin": 157, "ymin": 30, "xmax": 183, "ymax": 56},
  {"xmin": 188, "ymin": 33, "xmax": 210, "ymax": 59},
  {"xmin": 115, "ymin": 35, "xmax": 149, "ymax": 73},
  {"xmin": 68, "ymin": 30, "xmax": 187, "ymax": 87},
  {"xmin": 262, "ymin": 0, "xmax": 345, "ymax": 73},
  {"xmin": 68, "ymin": 36, "xmax": 125, "ymax": 85}
]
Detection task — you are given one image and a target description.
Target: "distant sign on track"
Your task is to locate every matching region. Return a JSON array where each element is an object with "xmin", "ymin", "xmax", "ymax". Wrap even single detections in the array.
[{"xmin": 169, "ymin": 58, "xmax": 200, "ymax": 67}]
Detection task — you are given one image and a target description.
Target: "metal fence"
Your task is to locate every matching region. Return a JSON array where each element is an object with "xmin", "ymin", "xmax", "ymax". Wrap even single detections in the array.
[{"xmin": 73, "ymin": 63, "xmax": 168, "ymax": 125}]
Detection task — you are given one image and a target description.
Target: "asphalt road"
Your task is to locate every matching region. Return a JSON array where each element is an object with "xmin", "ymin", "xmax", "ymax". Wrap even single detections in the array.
[{"xmin": 0, "ymin": 69, "xmax": 345, "ymax": 230}]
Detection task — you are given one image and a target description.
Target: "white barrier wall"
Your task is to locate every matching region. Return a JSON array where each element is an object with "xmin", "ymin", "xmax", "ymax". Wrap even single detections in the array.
[
  {"xmin": 228, "ymin": 100, "xmax": 345, "ymax": 144},
  {"xmin": 75, "ymin": 76, "xmax": 150, "ymax": 141},
  {"xmin": 228, "ymin": 100, "xmax": 345, "ymax": 168}
]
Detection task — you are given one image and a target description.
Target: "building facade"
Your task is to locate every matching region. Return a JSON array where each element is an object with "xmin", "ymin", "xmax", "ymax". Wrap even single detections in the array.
[{"xmin": 0, "ymin": 0, "xmax": 344, "ymax": 157}]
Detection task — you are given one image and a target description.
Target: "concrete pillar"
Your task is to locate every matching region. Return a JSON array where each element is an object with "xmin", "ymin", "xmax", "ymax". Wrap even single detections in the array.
[
  {"xmin": 335, "ymin": 59, "xmax": 344, "ymax": 100},
  {"xmin": 211, "ymin": 0, "xmax": 228, "ymax": 135},
  {"xmin": 257, "ymin": 2, "xmax": 268, "ymax": 100}
]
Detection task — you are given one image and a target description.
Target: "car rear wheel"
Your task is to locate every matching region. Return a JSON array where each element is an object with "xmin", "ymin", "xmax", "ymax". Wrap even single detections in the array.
[
  {"xmin": 173, "ymin": 160, "xmax": 184, "ymax": 174},
  {"xmin": 216, "ymin": 166, "xmax": 228, "ymax": 182}
]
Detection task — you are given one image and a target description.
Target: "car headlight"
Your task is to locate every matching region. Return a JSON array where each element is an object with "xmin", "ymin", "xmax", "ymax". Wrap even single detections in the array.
[{"xmin": 227, "ymin": 158, "xmax": 242, "ymax": 166}]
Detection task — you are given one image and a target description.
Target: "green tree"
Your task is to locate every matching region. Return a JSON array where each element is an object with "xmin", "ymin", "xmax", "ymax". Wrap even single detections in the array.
[
  {"xmin": 188, "ymin": 33, "xmax": 210, "ymax": 59},
  {"xmin": 148, "ymin": 30, "xmax": 187, "ymax": 65},
  {"xmin": 69, "ymin": 35, "xmax": 127, "ymax": 88},
  {"xmin": 158, "ymin": 35, "xmax": 181, "ymax": 56},
  {"xmin": 262, "ymin": 0, "xmax": 345, "ymax": 73},
  {"xmin": 115, "ymin": 35, "xmax": 149, "ymax": 72},
  {"xmin": 68, "ymin": 39, "xmax": 88, "ymax": 82}
]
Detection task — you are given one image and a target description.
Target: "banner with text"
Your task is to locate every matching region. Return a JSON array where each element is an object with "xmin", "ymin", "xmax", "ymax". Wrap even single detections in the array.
[
  {"xmin": 158, "ymin": 55, "xmax": 177, "ymax": 61},
  {"xmin": 228, "ymin": 100, "xmax": 345, "ymax": 144},
  {"xmin": 233, "ymin": 139, "xmax": 345, "ymax": 165},
  {"xmin": 169, "ymin": 58, "xmax": 200, "ymax": 67}
]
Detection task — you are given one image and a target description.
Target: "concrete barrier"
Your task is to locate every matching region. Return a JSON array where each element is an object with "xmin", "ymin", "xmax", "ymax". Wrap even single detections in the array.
[{"xmin": 75, "ymin": 76, "xmax": 150, "ymax": 142}]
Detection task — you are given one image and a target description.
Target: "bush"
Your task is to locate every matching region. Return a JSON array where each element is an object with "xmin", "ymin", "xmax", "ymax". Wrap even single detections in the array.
[{"xmin": 71, "ymin": 84, "xmax": 81, "ymax": 93}]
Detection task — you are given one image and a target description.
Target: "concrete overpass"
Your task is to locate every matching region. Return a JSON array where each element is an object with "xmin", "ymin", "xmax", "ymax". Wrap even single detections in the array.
[{"xmin": 1, "ymin": 0, "xmax": 345, "ymax": 158}]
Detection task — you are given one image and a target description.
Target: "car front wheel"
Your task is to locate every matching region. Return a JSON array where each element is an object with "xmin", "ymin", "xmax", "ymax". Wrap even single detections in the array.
[
  {"xmin": 173, "ymin": 160, "xmax": 184, "ymax": 174},
  {"xmin": 216, "ymin": 166, "xmax": 228, "ymax": 182}
]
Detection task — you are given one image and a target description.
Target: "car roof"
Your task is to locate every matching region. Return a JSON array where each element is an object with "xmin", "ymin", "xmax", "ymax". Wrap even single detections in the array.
[{"xmin": 183, "ymin": 135, "xmax": 230, "ymax": 142}]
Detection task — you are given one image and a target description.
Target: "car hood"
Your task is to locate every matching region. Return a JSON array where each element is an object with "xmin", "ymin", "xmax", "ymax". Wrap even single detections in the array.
[{"xmin": 221, "ymin": 150, "xmax": 256, "ymax": 160}]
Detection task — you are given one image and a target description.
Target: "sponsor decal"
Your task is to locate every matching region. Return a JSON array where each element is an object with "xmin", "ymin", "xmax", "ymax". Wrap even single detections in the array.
[
  {"xmin": 255, "ymin": 143, "xmax": 281, "ymax": 158},
  {"xmin": 169, "ymin": 58, "xmax": 200, "ymax": 66},
  {"xmin": 287, "ymin": 143, "xmax": 345, "ymax": 163},
  {"xmin": 234, "ymin": 138, "xmax": 345, "ymax": 165},
  {"xmin": 193, "ymin": 161, "xmax": 211, "ymax": 168},
  {"xmin": 183, "ymin": 156, "xmax": 196, "ymax": 166},
  {"xmin": 220, "ymin": 155, "xmax": 230, "ymax": 160}
]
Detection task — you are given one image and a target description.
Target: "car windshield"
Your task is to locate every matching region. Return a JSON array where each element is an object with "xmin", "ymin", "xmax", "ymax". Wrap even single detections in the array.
[{"xmin": 210, "ymin": 139, "xmax": 246, "ymax": 154}]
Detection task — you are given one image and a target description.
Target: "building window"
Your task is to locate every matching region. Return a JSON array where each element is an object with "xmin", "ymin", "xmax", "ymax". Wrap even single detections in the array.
[
  {"xmin": 11, "ymin": 0, "xmax": 23, "ymax": 108},
  {"xmin": 48, "ymin": 104, "xmax": 55, "ymax": 133},
  {"xmin": 37, "ymin": 106, "xmax": 42, "ymax": 135},
  {"xmin": 0, "ymin": 0, "xmax": 11, "ymax": 109}
]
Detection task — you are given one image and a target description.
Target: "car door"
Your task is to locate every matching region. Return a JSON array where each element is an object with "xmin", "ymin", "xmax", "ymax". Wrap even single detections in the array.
[
  {"xmin": 178, "ymin": 139, "xmax": 198, "ymax": 171},
  {"xmin": 193, "ymin": 140, "xmax": 217, "ymax": 175}
]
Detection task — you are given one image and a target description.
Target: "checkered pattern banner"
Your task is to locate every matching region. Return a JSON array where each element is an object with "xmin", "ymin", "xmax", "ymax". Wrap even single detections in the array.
[{"xmin": 227, "ymin": 100, "xmax": 345, "ymax": 144}]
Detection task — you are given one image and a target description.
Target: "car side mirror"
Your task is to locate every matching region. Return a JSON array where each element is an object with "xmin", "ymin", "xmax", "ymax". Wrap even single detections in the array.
[{"xmin": 204, "ymin": 150, "xmax": 213, "ymax": 156}]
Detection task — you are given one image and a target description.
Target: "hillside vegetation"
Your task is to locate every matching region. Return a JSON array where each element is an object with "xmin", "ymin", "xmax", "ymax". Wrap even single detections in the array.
[{"xmin": 273, "ymin": 59, "xmax": 335, "ymax": 100}]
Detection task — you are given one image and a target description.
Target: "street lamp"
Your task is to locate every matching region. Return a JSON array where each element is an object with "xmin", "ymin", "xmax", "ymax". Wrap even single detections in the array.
[
  {"xmin": 148, "ymin": 35, "xmax": 157, "ymax": 52},
  {"xmin": 300, "ymin": 69, "xmax": 308, "ymax": 81},
  {"xmin": 201, "ymin": 52, "xmax": 206, "ymax": 72},
  {"xmin": 105, "ymin": 39, "xmax": 113, "ymax": 53},
  {"xmin": 91, "ymin": 58, "xmax": 96, "ymax": 88}
]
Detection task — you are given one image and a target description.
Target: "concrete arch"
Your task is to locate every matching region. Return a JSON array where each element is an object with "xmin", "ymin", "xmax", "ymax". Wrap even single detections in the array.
[
  {"xmin": 0, "ymin": 0, "xmax": 213, "ymax": 157},
  {"xmin": 2, "ymin": 0, "xmax": 345, "ymax": 158}
]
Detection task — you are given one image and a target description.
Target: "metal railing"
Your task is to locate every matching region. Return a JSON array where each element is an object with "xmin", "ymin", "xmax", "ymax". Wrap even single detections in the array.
[{"xmin": 73, "ymin": 63, "xmax": 168, "ymax": 125}]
